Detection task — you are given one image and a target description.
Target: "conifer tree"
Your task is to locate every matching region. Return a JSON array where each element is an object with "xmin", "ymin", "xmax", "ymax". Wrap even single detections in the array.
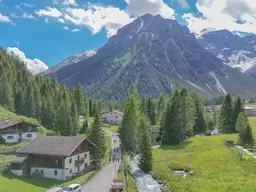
[
  {"xmin": 74, "ymin": 84, "xmax": 85, "ymax": 115},
  {"xmin": 14, "ymin": 90, "xmax": 25, "ymax": 115},
  {"xmin": 70, "ymin": 98, "xmax": 78, "ymax": 136},
  {"xmin": 232, "ymin": 97, "xmax": 244, "ymax": 131},
  {"xmin": 157, "ymin": 93, "xmax": 165, "ymax": 123},
  {"xmin": 89, "ymin": 99, "xmax": 93, "ymax": 117},
  {"xmin": 88, "ymin": 109, "xmax": 106, "ymax": 165},
  {"xmin": 140, "ymin": 97, "xmax": 147, "ymax": 114},
  {"xmin": 236, "ymin": 112, "xmax": 254, "ymax": 145},
  {"xmin": 191, "ymin": 91, "xmax": 206, "ymax": 134},
  {"xmin": 24, "ymin": 83, "xmax": 35, "ymax": 117},
  {"xmin": 41, "ymin": 96, "xmax": 55, "ymax": 130},
  {"xmin": 219, "ymin": 94, "xmax": 233, "ymax": 132},
  {"xmin": 147, "ymin": 97, "xmax": 156, "ymax": 125},
  {"xmin": 138, "ymin": 116, "xmax": 152, "ymax": 173},
  {"xmin": 119, "ymin": 84, "xmax": 140, "ymax": 153},
  {"xmin": 0, "ymin": 72, "xmax": 14, "ymax": 111},
  {"xmin": 84, "ymin": 96, "xmax": 89, "ymax": 118}
]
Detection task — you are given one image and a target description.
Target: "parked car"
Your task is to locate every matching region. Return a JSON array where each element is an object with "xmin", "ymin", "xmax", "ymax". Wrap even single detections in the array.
[{"xmin": 63, "ymin": 184, "xmax": 81, "ymax": 192}]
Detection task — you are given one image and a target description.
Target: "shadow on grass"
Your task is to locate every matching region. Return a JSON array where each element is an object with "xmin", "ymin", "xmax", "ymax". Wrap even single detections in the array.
[
  {"xmin": 2, "ymin": 171, "xmax": 64, "ymax": 188},
  {"xmin": 159, "ymin": 140, "xmax": 192, "ymax": 150}
]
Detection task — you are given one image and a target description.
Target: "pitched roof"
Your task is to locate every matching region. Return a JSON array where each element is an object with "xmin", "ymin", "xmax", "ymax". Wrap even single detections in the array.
[
  {"xmin": 112, "ymin": 110, "xmax": 124, "ymax": 116},
  {"xmin": 0, "ymin": 120, "xmax": 23, "ymax": 130},
  {"xmin": 17, "ymin": 136, "xmax": 94, "ymax": 157},
  {"xmin": 10, "ymin": 154, "xmax": 29, "ymax": 163}
]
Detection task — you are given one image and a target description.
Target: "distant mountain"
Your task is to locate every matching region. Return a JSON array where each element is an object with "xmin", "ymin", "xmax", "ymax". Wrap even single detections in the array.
[
  {"xmin": 42, "ymin": 50, "xmax": 97, "ymax": 75},
  {"xmin": 46, "ymin": 14, "xmax": 256, "ymax": 100},
  {"xmin": 198, "ymin": 30, "xmax": 256, "ymax": 74}
]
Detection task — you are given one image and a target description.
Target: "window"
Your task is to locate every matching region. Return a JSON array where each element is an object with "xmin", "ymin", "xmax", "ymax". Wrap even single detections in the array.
[
  {"xmin": 77, "ymin": 155, "xmax": 80, "ymax": 160},
  {"xmin": 54, "ymin": 170, "xmax": 57, "ymax": 175},
  {"xmin": 116, "ymin": 116, "xmax": 118, "ymax": 118},
  {"xmin": 40, "ymin": 170, "xmax": 43, "ymax": 174},
  {"xmin": 7, "ymin": 136, "xmax": 14, "ymax": 139},
  {"xmin": 35, "ymin": 169, "xmax": 39, "ymax": 172},
  {"xmin": 69, "ymin": 158, "xmax": 72, "ymax": 164},
  {"xmin": 27, "ymin": 133, "xmax": 32, "ymax": 138},
  {"xmin": 55, "ymin": 160, "xmax": 59, "ymax": 164},
  {"xmin": 84, "ymin": 154, "xmax": 87, "ymax": 159},
  {"xmin": 70, "ymin": 169, "xmax": 72, "ymax": 174}
]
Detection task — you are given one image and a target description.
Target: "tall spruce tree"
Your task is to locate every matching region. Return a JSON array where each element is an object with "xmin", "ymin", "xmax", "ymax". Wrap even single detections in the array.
[
  {"xmin": 88, "ymin": 109, "xmax": 106, "ymax": 165},
  {"xmin": 232, "ymin": 97, "xmax": 244, "ymax": 131},
  {"xmin": 219, "ymin": 93, "xmax": 233, "ymax": 132},
  {"xmin": 157, "ymin": 93, "xmax": 165, "ymax": 124},
  {"xmin": 74, "ymin": 84, "xmax": 85, "ymax": 115},
  {"xmin": 190, "ymin": 92, "xmax": 206, "ymax": 134},
  {"xmin": 84, "ymin": 96, "xmax": 89, "ymax": 118},
  {"xmin": 24, "ymin": 83, "xmax": 35, "ymax": 117},
  {"xmin": 70, "ymin": 98, "xmax": 78, "ymax": 136},
  {"xmin": 236, "ymin": 112, "xmax": 254, "ymax": 145},
  {"xmin": 0, "ymin": 72, "xmax": 14, "ymax": 111},
  {"xmin": 147, "ymin": 97, "xmax": 156, "ymax": 125},
  {"xmin": 119, "ymin": 84, "xmax": 140, "ymax": 153},
  {"xmin": 138, "ymin": 116, "xmax": 153, "ymax": 173}
]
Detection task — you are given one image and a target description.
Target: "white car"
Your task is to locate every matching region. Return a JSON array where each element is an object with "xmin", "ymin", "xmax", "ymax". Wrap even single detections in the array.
[{"xmin": 63, "ymin": 184, "xmax": 82, "ymax": 192}]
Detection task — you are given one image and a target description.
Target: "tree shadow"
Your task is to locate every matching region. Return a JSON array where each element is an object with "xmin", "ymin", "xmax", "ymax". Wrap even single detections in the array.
[
  {"xmin": 159, "ymin": 140, "xmax": 192, "ymax": 150},
  {"xmin": 2, "ymin": 171, "xmax": 64, "ymax": 189}
]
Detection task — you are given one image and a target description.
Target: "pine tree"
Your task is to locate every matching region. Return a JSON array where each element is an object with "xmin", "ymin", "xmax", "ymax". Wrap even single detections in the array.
[
  {"xmin": 191, "ymin": 92, "xmax": 206, "ymax": 134},
  {"xmin": 88, "ymin": 109, "xmax": 106, "ymax": 165},
  {"xmin": 147, "ymin": 97, "xmax": 156, "ymax": 125},
  {"xmin": 138, "ymin": 116, "xmax": 153, "ymax": 173},
  {"xmin": 33, "ymin": 82, "xmax": 42, "ymax": 120},
  {"xmin": 236, "ymin": 112, "xmax": 254, "ymax": 145},
  {"xmin": 70, "ymin": 98, "xmax": 78, "ymax": 136},
  {"xmin": 14, "ymin": 89, "xmax": 25, "ymax": 115},
  {"xmin": 0, "ymin": 72, "xmax": 14, "ymax": 111},
  {"xmin": 84, "ymin": 96, "xmax": 89, "ymax": 118},
  {"xmin": 24, "ymin": 83, "xmax": 35, "ymax": 117},
  {"xmin": 232, "ymin": 97, "xmax": 244, "ymax": 131},
  {"xmin": 119, "ymin": 84, "xmax": 140, "ymax": 153},
  {"xmin": 41, "ymin": 96, "xmax": 55, "ymax": 130},
  {"xmin": 140, "ymin": 97, "xmax": 147, "ymax": 114},
  {"xmin": 157, "ymin": 93, "xmax": 165, "ymax": 124},
  {"xmin": 219, "ymin": 93, "xmax": 233, "ymax": 133},
  {"xmin": 205, "ymin": 114, "xmax": 214, "ymax": 131},
  {"xmin": 74, "ymin": 84, "xmax": 85, "ymax": 115},
  {"xmin": 89, "ymin": 99, "xmax": 93, "ymax": 117}
]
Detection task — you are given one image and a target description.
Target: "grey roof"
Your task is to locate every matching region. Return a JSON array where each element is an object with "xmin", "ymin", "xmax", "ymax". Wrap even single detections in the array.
[
  {"xmin": 0, "ymin": 120, "xmax": 23, "ymax": 130},
  {"xmin": 11, "ymin": 154, "xmax": 29, "ymax": 163},
  {"xmin": 17, "ymin": 136, "xmax": 92, "ymax": 157}
]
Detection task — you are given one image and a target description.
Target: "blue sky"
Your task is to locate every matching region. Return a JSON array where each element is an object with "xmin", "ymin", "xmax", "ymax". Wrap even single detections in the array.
[{"xmin": 0, "ymin": 0, "xmax": 255, "ymax": 74}]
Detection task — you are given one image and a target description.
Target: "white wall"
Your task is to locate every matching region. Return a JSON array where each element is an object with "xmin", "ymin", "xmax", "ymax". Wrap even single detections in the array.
[
  {"xmin": 21, "ymin": 132, "xmax": 37, "ymax": 140},
  {"xmin": 11, "ymin": 170, "xmax": 23, "ymax": 176},
  {"xmin": 0, "ymin": 132, "xmax": 37, "ymax": 143},
  {"xmin": 1, "ymin": 133, "xmax": 20, "ymax": 143},
  {"xmin": 64, "ymin": 151, "xmax": 90, "ymax": 177},
  {"xmin": 102, "ymin": 112, "xmax": 123, "ymax": 124},
  {"xmin": 31, "ymin": 167, "xmax": 68, "ymax": 181}
]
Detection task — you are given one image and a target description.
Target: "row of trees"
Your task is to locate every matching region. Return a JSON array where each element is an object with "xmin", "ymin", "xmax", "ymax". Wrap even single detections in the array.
[{"xmin": 0, "ymin": 48, "xmax": 100, "ymax": 136}]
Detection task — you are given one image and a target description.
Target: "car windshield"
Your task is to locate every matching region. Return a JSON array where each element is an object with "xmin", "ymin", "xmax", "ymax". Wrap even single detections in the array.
[{"xmin": 63, "ymin": 187, "xmax": 73, "ymax": 191}]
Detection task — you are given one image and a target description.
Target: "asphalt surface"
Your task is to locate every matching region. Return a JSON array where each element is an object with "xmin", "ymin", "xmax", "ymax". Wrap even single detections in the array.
[{"xmin": 82, "ymin": 130, "xmax": 121, "ymax": 192}]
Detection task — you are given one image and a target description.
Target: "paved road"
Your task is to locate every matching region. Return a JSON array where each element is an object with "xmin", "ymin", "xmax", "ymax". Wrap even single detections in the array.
[{"xmin": 82, "ymin": 130, "xmax": 121, "ymax": 192}]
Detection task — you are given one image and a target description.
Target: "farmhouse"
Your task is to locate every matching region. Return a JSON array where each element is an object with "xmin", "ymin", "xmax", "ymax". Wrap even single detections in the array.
[
  {"xmin": 102, "ymin": 110, "xmax": 124, "ymax": 124},
  {"xmin": 10, "ymin": 136, "xmax": 96, "ymax": 181},
  {"xmin": 244, "ymin": 106, "xmax": 256, "ymax": 116},
  {"xmin": 0, "ymin": 120, "xmax": 37, "ymax": 143}
]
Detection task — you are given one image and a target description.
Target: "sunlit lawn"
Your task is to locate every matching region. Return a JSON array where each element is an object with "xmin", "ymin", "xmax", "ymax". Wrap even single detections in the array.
[
  {"xmin": 108, "ymin": 126, "xmax": 119, "ymax": 133},
  {"xmin": 152, "ymin": 125, "xmax": 256, "ymax": 192}
]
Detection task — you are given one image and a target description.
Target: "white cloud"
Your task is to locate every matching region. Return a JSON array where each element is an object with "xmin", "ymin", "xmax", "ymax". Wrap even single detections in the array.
[
  {"xmin": 6, "ymin": 47, "xmax": 48, "ymax": 75},
  {"xmin": 58, "ymin": 18, "xmax": 64, "ymax": 23},
  {"xmin": 183, "ymin": 0, "xmax": 256, "ymax": 34},
  {"xmin": 0, "ymin": 12, "xmax": 13, "ymax": 24},
  {"xmin": 20, "ymin": 3, "xmax": 34, "ymax": 8},
  {"xmin": 45, "ymin": 18, "xmax": 49, "ymax": 23},
  {"xmin": 63, "ymin": 26, "xmax": 69, "ymax": 30},
  {"xmin": 176, "ymin": 0, "xmax": 189, "ymax": 8},
  {"xmin": 11, "ymin": 12, "xmax": 36, "ymax": 19},
  {"xmin": 125, "ymin": 0, "xmax": 175, "ymax": 19},
  {"xmin": 35, "ymin": 6, "xmax": 62, "ymax": 18},
  {"xmin": 71, "ymin": 28, "xmax": 79, "ymax": 32},
  {"xmin": 53, "ymin": 0, "xmax": 77, "ymax": 6},
  {"xmin": 64, "ymin": 6, "xmax": 134, "ymax": 37}
]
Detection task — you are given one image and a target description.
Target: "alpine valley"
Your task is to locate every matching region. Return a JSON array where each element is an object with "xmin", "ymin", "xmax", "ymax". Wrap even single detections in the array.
[{"xmin": 45, "ymin": 14, "xmax": 256, "ymax": 100}]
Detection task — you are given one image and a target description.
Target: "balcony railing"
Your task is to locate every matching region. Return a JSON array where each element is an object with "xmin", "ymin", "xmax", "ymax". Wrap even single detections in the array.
[{"xmin": 75, "ymin": 158, "xmax": 85, "ymax": 166}]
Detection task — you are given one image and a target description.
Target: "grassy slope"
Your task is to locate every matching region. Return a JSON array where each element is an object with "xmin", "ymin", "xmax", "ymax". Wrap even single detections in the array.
[
  {"xmin": 152, "ymin": 121, "xmax": 256, "ymax": 192},
  {"xmin": 108, "ymin": 126, "xmax": 119, "ymax": 133}
]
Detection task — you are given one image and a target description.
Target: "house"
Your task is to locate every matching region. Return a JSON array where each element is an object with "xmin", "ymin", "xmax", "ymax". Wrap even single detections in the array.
[
  {"xmin": 0, "ymin": 120, "xmax": 37, "ymax": 143},
  {"xmin": 102, "ymin": 110, "xmax": 124, "ymax": 125},
  {"xmin": 10, "ymin": 136, "xmax": 96, "ymax": 181},
  {"xmin": 244, "ymin": 106, "xmax": 256, "ymax": 116}
]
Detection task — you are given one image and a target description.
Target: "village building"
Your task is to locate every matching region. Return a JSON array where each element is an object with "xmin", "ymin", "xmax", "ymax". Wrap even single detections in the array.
[
  {"xmin": 0, "ymin": 120, "xmax": 37, "ymax": 143},
  {"xmin": 10, "ymin": 136, "xmax": 96, "ymax": 181},
  {"xmin": 244, "ymin": 106, "xmax": 256, "ymax": 117},
  {"xmin": 102, "ymin": 110, "xmax": 124, "ymax": 125}
]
